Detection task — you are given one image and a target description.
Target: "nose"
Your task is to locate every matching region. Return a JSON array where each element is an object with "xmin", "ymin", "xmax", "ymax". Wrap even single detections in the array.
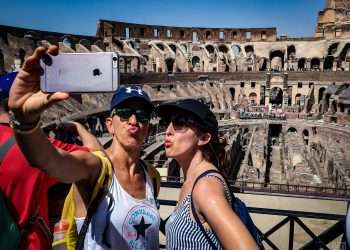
[
  {"xmin": 128, "ymin": 114, "xmax": 138, "ymax": 124},
  {"xmin": 165, "ymin": 122, "xmax": 174, "ymax": 136}
]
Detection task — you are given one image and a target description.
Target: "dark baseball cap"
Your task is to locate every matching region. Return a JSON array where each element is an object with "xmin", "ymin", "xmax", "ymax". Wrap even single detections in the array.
[
  {"xmin": 155, "ymin": 99, "xmax": 218, "ymax": 139},
  {"xmin": 110, "ymin": 86, "xmax": 154, "ymax": 112}
]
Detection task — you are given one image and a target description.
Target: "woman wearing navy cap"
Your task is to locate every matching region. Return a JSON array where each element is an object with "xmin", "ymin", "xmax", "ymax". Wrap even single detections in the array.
[
  {"xmin": 8, "ymin": 46, "xmax": 160, "ymax": 249},
  {"xmin": 156, "ymin": 99, "xmax": 258, "ymax": 250}
]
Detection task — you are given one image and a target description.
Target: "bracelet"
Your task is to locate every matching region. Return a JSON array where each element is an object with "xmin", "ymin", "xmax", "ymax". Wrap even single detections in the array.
[
  {"xmin": 9, "ymin": 112, "xmax": 41, "ymax": 134},
  {"xmin": 11, "ymin": 120, "xmax": 41, "ymax": 134}
]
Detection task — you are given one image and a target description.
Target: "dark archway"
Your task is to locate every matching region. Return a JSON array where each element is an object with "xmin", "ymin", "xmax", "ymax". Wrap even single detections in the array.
[
  {"xmin": 165, "ymin": 58, "xmax": 174, "ymax": 73},
  {"xmin": 270, "ymin": 50, "xmax": 284, "ymax": 71},
  {"xmin": 270, "ymin": 87, "xmax": 283, "ymax": 105},
  {"xmin": 205, "ymin": 45, "xmax": 215, "ymax": 54},
  {"xmin": 310, "ymin": 58, "xmax": 320, "ymax": 71},
  {"xmin": 328, "ymin": 43, "xmax": 339, "ymax": 55},
  {"xmin": 318, "ymin": 87, "xmax": 326, "ymax": 103},
  {"xmin": 169, "ymin": 44, "xmax": 177, "ymax": 53},
  {"xmin": 259, "ymin": 58, "xmax": 267, "ymax": 71},
  {"xmin": 324, "ymin": 56, "xmax": 334, "ymax": 71},
  {"xmin": 303, "ymin": 129, "xmax": 309, "ymax": 145},
  {"xmin": 295, "ymin": 93, "xmax": 302, "ymax": 105},
  {"xmin": 287, "ymin": 127, "xmax": 297, "ymax": 133},
  {"xmin": 191, "ymin": 56, "xmax": 200, "ymax": 71},
  {"xmin": 229, "ymin": 88, "xmax": 235, "ymax": 101},
  {"xmin": 218, "ymin": 44, "xmax": 228, "ymax": 53},
  {"xmin": 287, "ymin": 45, "xmax": 296, "ymax": 60},
  {"xmin": 298, "ymin": 58, "xmax": 306, "ymax": 70}
]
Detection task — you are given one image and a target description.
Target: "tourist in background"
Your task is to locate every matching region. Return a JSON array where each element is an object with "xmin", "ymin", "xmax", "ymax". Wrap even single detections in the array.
[{"xmin": 156, "ymin": 99, "xmax": 258, "ymax": 250}]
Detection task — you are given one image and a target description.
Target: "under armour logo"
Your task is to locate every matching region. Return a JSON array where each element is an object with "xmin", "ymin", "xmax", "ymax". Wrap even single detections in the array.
[{"xmin": 126, "ymin": 87, "xmax": 143, "ymax": 95}]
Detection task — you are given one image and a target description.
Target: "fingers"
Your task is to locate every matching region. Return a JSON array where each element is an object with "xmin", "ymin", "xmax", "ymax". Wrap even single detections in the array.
[
  {"xmin": 47, "ymin": 46, "xmax": 59, "ymax": 56},
  {"xmin": 47, "ymin": 92, "xmax": 70, "ymax": 104},
  {"xmin": 22, "ymin": 46, "xmax": 59, "ymax": 72}
]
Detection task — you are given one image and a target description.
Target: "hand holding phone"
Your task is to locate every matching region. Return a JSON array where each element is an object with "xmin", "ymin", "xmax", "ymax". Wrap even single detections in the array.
[{"xmin": 40, "ymin": 52, "xmax": 119, "ymax": 93}]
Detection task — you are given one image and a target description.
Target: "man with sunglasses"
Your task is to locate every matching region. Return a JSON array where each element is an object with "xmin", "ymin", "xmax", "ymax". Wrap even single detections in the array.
[{"xmin": 8, "ymin": 46, "xmax": 160, "ymax": 249}]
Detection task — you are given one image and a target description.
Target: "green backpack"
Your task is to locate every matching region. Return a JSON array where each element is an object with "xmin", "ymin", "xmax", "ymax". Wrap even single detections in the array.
[{"xmin": 0, "ymin": 136, "xmax": 21, "ymax": 250}]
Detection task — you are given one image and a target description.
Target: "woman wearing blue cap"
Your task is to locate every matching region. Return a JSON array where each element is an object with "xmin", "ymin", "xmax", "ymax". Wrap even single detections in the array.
[
  {"xmin": 156, "ymin": 99, "xmax": 258, "ymax": 250},
  {"xmin": 8, "ymin": 46, "xmax": 160, "ymax": 249}
]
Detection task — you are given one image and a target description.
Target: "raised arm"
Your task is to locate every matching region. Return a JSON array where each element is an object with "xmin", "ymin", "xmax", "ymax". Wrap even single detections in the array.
[
  {"xmin": 8, "ymin": 46, "xmax": 101, "ymax": 184},
  {"xmin": 193, "ymin": 177, "xmax": 258, "ymax": 250}
]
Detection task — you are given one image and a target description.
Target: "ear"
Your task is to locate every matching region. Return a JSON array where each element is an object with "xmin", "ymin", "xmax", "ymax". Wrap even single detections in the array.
[
  {"xmin": 197, "ymin": 132, "xmax": 211, "ymax": 146},
  {"xmin": 105, "ymin": 117, "xmax": 114, "ymax": 135}
]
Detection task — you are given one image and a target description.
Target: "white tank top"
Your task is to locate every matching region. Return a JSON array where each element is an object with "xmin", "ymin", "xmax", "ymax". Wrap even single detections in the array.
[{"xmin": 80, "ymin": 167, "xmax": 160, "ymax": 250}]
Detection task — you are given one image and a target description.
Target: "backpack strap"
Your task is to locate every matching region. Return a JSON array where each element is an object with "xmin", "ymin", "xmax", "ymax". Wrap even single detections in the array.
[
  {"xmin": 0, "ymin": 136, "xmax": 15, "ymax": 161},
  {"xmin": 190, "ymin": 169, "xmax": 228, "ymax": 250}
]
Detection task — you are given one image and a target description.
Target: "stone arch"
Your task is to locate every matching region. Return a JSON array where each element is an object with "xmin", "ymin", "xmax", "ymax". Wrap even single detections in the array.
[
  {"xmin": 270, "ymin": 50, "xmax": 284, "ymax": 71},
  {"xmin": 318, "ymin": 87, "xmax": 326, "ymax": 103},
  {"xmin": 191, "ymin": 56, "xmax": 200, "ymax": 71},
  {"xmin": 328, "ymin": 43, "xmax": 339, "ymax": 55},
  {"xmin": 62, "ymin": 36, "xmax": 73, "ymax": 48},
  {"xmin": 218, "ymin": 44, "xmax": 228, "ymax": 53},
  {"xmin": 165, "ymin": 58, "xmax": 174, "ymax": 73},
  {"xmin": 287, "ymin": 127, "xmax": 297, "ymax": 133},
  {"xmin": 324, "ymin": 56, "xmax": 334, "ymax": 71},
  {"xmin": 94, "ymin": 40, "xmax": 105, "ymax": 50},
  {"xmin": 295, "ymin": 93, "xmax": 302, "ymax": 105},
  {"xmin": 270, "ymin": 87, "xmax": 283, "ymax": 105},
  {"xmin": 302, "ymin": 129, "xmax": 309, "ymax": 145},
  {"xmin": 338, "ymin": 43, "xmax": 350, "ymax": 70},
  {"xmin": 14, "ymin": 48, "xmax": 26, "ymax": 69},
  {"xmin": 113, "ymin": 39, "xmax": 124, "ymax": 50},
  {"xmin": 287, "ymin": 45, "xmax": 296, "ymax": 60},
  {"xmin": 310, "ymin": 58, "xmax": 320, "ymax": 70},
  {"xmin": 231, "ymin": 45, "xmax": 241, "ymax": 56},
  {"xmin": 79, "ymin": 39, "xmax": 91, "ymax": 50},
  {"xmin": 169, "ymin": 44, "xmax": 177, "ymax": 53},
  {"xmin": 249, "ymin": 92, "xmax": 257, "ymax": 105},
  {"xmin": 205, "ymin": 44, "xmax": 215, "ymax": 54},
  {"xmin": 298, "ymin": 58, "xmax": 306, "ymax": 70},
  {"xmin": 229, "ymin": 87, "xmax": 235, "ymax": 101},
  {"xmin": 245, "ymin": 45, "xmax": 254, "ymax": 56},
  {"xmin": 156, "ymin": 43, "xmax": 164, "ymax": 51},
  {"xmin": 259, "ymin": 57, "xmax": 267, "ymax": 71}
]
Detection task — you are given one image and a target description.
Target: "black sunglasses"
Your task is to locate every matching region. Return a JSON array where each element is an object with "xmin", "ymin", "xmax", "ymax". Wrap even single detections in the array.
[
  {"xmin": 111, "ymin": 107, "xmax": 150, "ymax": 122},
  {"xmin": 159, "ymin": 115, "xmax": 200, "ymax": 132}
]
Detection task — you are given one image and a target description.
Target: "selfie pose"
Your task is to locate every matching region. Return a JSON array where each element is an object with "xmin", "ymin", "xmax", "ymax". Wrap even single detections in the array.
[
  {"xmin": 156, "ymin": 99, "xmax": 258, "ymax": 250},
  {"xmin": 8, "ymin": 46, "xmax": 160, "ymax": 250}
]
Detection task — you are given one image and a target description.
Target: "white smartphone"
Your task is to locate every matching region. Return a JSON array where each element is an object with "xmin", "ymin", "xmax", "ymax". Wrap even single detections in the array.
[{"xmin": 40, "ymin": 52, "xmax": 119, "ymax": 93}]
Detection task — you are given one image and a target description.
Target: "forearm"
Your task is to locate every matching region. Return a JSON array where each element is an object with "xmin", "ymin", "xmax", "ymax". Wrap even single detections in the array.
[
  {"xmin": 76, "ymin": 123, "xmax": 103, "ymax": 151},
  {"xmin": 14, "ymin": 126, "xmax": 92, "ymax": 183}
]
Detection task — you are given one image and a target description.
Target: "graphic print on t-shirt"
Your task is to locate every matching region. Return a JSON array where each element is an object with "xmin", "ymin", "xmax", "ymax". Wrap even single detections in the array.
[{"xmin": 122, "ymin": 204, "xmax": 158, "ymax": 249}]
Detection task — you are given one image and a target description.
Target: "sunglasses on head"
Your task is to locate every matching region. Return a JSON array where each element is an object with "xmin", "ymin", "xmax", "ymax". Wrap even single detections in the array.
[
  {"xmin": 159, "ymin": 115, "xmax": 200, "ymax": 132},
  {"xmin": 111, "ymin": 107, "xmax": 150, "ymax": 122}
]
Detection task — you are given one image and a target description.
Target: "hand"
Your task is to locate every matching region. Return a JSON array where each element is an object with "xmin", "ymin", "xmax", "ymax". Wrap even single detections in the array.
[{"xmin": 8, "ymin": 46, "xmax": 69, "ymax": 123}]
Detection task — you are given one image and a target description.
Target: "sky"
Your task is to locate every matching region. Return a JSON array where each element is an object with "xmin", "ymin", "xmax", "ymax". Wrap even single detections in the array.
[{"xmin": 0, "ymin": 0, "xmax": 326, "ymax": 38}]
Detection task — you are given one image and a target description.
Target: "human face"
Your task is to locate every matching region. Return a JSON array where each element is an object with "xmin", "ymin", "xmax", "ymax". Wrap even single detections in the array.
[
  {"xmin": 106, "ymin": 99, "xmax": 150, "ymax": 150},
  {"xmin": 162, "ymin": 113, "xmax": 205, "ymax": 161}
]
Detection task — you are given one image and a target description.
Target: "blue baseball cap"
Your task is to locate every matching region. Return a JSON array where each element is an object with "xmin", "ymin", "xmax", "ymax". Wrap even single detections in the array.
[
  {"xmin": 0, "ymin": 72, "xmax": 18, "ymax": 101},
  {"xmin": 110, "ymin": 86, "xmax": 154, "ymax": 112}
]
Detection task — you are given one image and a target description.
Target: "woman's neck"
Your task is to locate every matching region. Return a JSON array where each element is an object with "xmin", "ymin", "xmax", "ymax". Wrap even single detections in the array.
[
  {"xmin": 178, "ymin": 151, "xmax": 208, "ymax": 180},
  {"xmin": 106, "ymin": 139, "xmax": 141, "ymax": 175}
]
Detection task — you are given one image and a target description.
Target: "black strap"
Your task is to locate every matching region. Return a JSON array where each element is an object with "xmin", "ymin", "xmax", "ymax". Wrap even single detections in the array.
[
  {"xmin": 76, "ymin": 175, "xmax": 109, "ymax": 250},
  {"xmin": 191, "ymin": 169, "xmax": 231, "ymax": 249},
  {"xmin": 0, "ymin": 136, "xmax": 15, "ymax": 161}
]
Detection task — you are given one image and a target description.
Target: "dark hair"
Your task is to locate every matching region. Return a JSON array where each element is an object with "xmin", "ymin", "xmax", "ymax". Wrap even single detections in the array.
[
  {"xmin": 201, "ymin": 136, "xmax": 227, "ymax": 169},
  {"xmin": 0, "ymin": 98, "xmax": 9, "ymax": 114}
]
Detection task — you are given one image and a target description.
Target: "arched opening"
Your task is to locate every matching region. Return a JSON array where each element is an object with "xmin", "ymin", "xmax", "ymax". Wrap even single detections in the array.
[
  {"xmin": 205, "ymin": 45, "xmax": 215, "ymax": 54},
  {"xmin": 337, "ymin": 43, "xmax": 350, "ymax": 70},
  {"xmin": 287, "ymin": 45, "xmax": 296, "ymax": 60},
  {"xmin": 229, "ymin": 88, "xmax": 235, "ymax": 101},
  {"xmin": 287, "ymin": 127, "xmax": 297, "ymax": 133},
  {"xmin": 114, "ymin": 39, "xmax": 124, "ymax": 51},
  {"xmin": 169, "ymin": 44, "xmax": 177, "ymax": 53},
  {"xmin": 231, "ymin": 45, "xmax": 241, "ymax": 56},
  {"xmin": 249, "ymin": 92, "xmax": 257, "ymax": 105},
  {"xmin": 165, "ymin": 58, "xmax": 174, "ymax": 73},
  {"xmin": 298, "ymin": 58, "xmax": 306, "ymax": 70},
  {"xmin": 328, "ymin": 43, "xmax": 339, "ymax": 55},
  {"xmin": 295, "ymin": 93, "xmax": 302, "ymax": 105},
  {"xmin": 310, "ymin": 58, "xmax": 320, "ymax": 71},
  {"xmin": 270, "ymin": 50, "xmax": 284, "ymax": 71},
  {"xmin": 191, "ymin": 56, "xmax": 200, "ymax": 72},
  {"xmin": 14, "ymin": 48, "xmax": 26, "ymax": 69},
  {"xmin": 303, "ymin": 129, "xmax": 309, "ymax": 145},
  {"xmin": 259, "ymin": 58, "xmax": 267, "ymax": 71},
  {"xmin": 218, "ymin": 44, "xmax": 228, "ymax": 53},
  {"xmin": 318, "ymin": 87, "xmax": 326, "ymax": 103},
  {"xmin": 324, "ymin": 56, "xmax": 334, "ymax": 71},
  {"xmin": 330, "ymin": 100, "xmax": 337, "ymax": 113},
  {"xmin": 270, "ymin": 87, "xmax": 283, "ymax": 106},
  {"xmin": 62, "ymin": 37, "xmax": 72, "ymax": 48},
  {"xmin": 156, "ymin": 43, "xmax": 164, "ymax": 51},
  {"xmin": 205, "ymin": 31, "xmax": 211, "ymax": 39},
  {"xmin": 79, "ymin": 39, "xmax": 91, "ymax": 49},
  {"xmin": 245, "ymin": 45, "xmax": 254, "ymax": 56}
]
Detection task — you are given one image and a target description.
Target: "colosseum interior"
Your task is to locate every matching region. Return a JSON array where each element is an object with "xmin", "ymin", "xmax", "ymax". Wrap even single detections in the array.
[{"xmin": 1, "ymin": 0, "xmax": 350, "ymax": 192}]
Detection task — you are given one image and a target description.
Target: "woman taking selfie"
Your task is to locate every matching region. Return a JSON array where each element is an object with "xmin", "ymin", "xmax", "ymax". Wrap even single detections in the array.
[
  {"xmin": 8, "ymin": 46, "xmax": 160, "ymax": 249},
  {"xmin": 156, "ymin": 99, "xmax": 258, "ymax": 250}
]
